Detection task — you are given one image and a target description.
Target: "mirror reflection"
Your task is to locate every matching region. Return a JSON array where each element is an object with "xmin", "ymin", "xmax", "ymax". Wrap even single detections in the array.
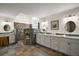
[
  {"xmin": 65, "ymin": 21, "xmax": 76, "ymax": 32},
  {"xmin": 4, "ymin": 25, "xmax": 10, "ymax": 31}
]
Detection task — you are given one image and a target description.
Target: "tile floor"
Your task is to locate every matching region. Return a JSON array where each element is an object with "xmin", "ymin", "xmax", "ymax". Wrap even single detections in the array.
[{"xmin": 0, "ymin": 40, "xmax": 65, "ymax": 56}]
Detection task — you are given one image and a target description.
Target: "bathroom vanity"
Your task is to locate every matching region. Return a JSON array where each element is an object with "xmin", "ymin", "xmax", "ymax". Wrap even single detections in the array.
[
  {"xmin": 36, "ymin": 33, "xmax": 79, "ymax": 55},
  {"xmin": 0, "ymin": 36, "xmax": 9, "ymax": 47},
  {"xmin": 0, "ymin": 22, "xmax": 15, "ymax": 46},
  {"xmin": 0, "ymin": 32, "xmax": 15, "ymax": 45},
  {"xmin": 37, "ymin": 11, "xmax": 79, "ymax": 55}
]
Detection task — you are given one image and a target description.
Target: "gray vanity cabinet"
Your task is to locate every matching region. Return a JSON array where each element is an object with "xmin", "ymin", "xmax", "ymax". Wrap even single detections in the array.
[
  {"xmin": 71, "ymin": 43, "xmax": 79, "ymax": 55},
  {"xmin": 39, "ymin": 35, "xmax": 51, "ymax": 48},
  {"xmin": 70, "ymin": 39, "xmax": 79, "ymax": 56},
  {"xmin": 44, "ymin": 35, "xmax": 50, "ymax": 48},
  {"xmin": 50, "ymin": 37, "xmax": 71, "ymax": 55},
  {"xmin": 9, "ymin": 32, "xmax": 15, "ymax": 44},
  {"xmin": 59, "ymin": 38, "xmax": 71, "ymax": 55},
  {"xmin": 40, "ymin": 35, "xmax": 45, "ymax": 46},
  {"xmin": 36, "ymin": 34, "xmax": 51, "ymax": 48},
  {"xmin": 50, "ymin": 36, "xmax": 59, "ymax": 51},
  {"xmin": 36, "ymin": 33, "xmax": 79, "ymax": 55},
  {"xmin": 59, "ymin": 38, "xmax": 79, "ymax": 56},
  {"xmin": 36, "ymin": 34, "xmax": 41, "ymax": 44},
  {"xmin": 36, "ymin": 34, "xmax": 45, "ymax": 46}
]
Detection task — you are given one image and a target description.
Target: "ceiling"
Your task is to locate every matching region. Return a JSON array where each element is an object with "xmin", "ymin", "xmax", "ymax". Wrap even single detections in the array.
[{"xmin": 0, "ymin": 3, "xmax": 79, "ymax": 18}]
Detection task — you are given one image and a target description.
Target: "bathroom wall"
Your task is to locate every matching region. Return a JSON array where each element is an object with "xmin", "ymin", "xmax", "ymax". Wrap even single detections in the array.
[
  {"xmin": 40, "ymin": 7, "xmax": 79, "ymax": 34},
  {"xmin": 0, "ymin": 16, "xmax": 14, "ymax": 22},
  {"xmin": 14, "ymin": 13, "xmax": 39, "ymax": 29},
  {"xmin": 14, "ymin": 13, "xmax": 32, "ymax": 24}
]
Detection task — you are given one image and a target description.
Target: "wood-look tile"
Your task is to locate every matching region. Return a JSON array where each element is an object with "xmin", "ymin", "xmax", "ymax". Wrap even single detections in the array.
[
  {"xmin": 0, "ymin": 40, "xmax": 65, "ymax": 56},
  {"xmin": 16, "ymin": 40, "xmax": 64, "ymax": 56}
]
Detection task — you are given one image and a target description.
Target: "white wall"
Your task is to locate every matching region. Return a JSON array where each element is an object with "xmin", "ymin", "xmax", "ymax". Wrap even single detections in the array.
[
  {"xmin": 0, "ymin": 16, "xmax": 14, "ymax": 22},
  {"xmin": 14, "ymin": 13, "xmax": 32, "ymax": 24},
  {"xmin": 40, "ymin": 7, "xmax": 79, "ymax": 34},
  {"xmin": 14, "ymin": 13, "xmax": 39, "ymax": 29}
]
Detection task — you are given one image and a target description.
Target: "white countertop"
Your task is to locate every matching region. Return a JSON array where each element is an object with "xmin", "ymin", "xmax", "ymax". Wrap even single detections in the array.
[
  {"xmin": 0, "ymin": 33, "xmax": 10, "ymax": 37},
  {"xmin": 38, "ymin": 33, "xmax": 79, "ymax": 40}
]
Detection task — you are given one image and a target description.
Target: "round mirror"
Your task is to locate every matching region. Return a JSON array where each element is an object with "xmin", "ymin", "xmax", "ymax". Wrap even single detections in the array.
[
  {"xmin": 4, "ymin": 24, "xmax": 10, "ymax": 31},
  {"xmin": 65, "ymin": 21, "xmax": 76, "ymax": 32}
]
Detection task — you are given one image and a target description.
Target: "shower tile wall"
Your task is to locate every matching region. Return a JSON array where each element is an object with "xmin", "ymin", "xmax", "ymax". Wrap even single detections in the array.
[{"xmin": 14, "ymin": 22, "xmax": 31, "ymax": 41}]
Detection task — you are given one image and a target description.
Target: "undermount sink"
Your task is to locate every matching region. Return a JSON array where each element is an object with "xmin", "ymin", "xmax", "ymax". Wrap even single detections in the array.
[
  {"xmin": 40, "ymin": 32, "xmax": 52, "ymax": 34},
  {"xmin": 56, "ymin": 33, "xmax": 64, "ymax": 35},
  {"xmin": 46, "ymin": 33, "xmax": 52, "ymax": 34},
  {"xmin": 65, "ymin": 34, "xmax": 79, "ymax": 37}
]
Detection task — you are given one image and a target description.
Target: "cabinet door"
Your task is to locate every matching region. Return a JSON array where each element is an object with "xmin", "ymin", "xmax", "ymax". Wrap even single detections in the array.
[
  {"xmin": 40, "ymin": 35, "xmax": 45, "ymax": 45},
  {"xmin": 36, "ymin": 34, "xmax": 41, "ymax": 44},
  {"xmin": 9, "ymin": 32, "xmax": 15, "ymax": 44},
  {"xmin": 71, "ymin": 42, "xmax": 79, "ymax": 56},
  {"xmin": 42, "ymin": 35, "xmax": 46, "ymax": 46},
  {"xmin": 36, "ymin": 34, "xmax": 39, "ymax": 43},
  {"xmin": 44, "ymin": 36, "xmax": 50, "ymax": 48},
  {"xmin": 59, "ymin": 38, "xmax": 70, "ymax": 55},
  {"xmin": 51, "ymin": 37, "xmax": 59, "ymax": 50}
]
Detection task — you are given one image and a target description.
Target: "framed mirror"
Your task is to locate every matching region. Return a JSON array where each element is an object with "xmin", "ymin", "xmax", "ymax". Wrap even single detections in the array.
[
  {"xmin": 4, "ymin": 24, "xmax": 10, "ymax": 31},
  {"xmin": 65, "ymin": 21, "xmax": 76, "ymax": 32}
]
